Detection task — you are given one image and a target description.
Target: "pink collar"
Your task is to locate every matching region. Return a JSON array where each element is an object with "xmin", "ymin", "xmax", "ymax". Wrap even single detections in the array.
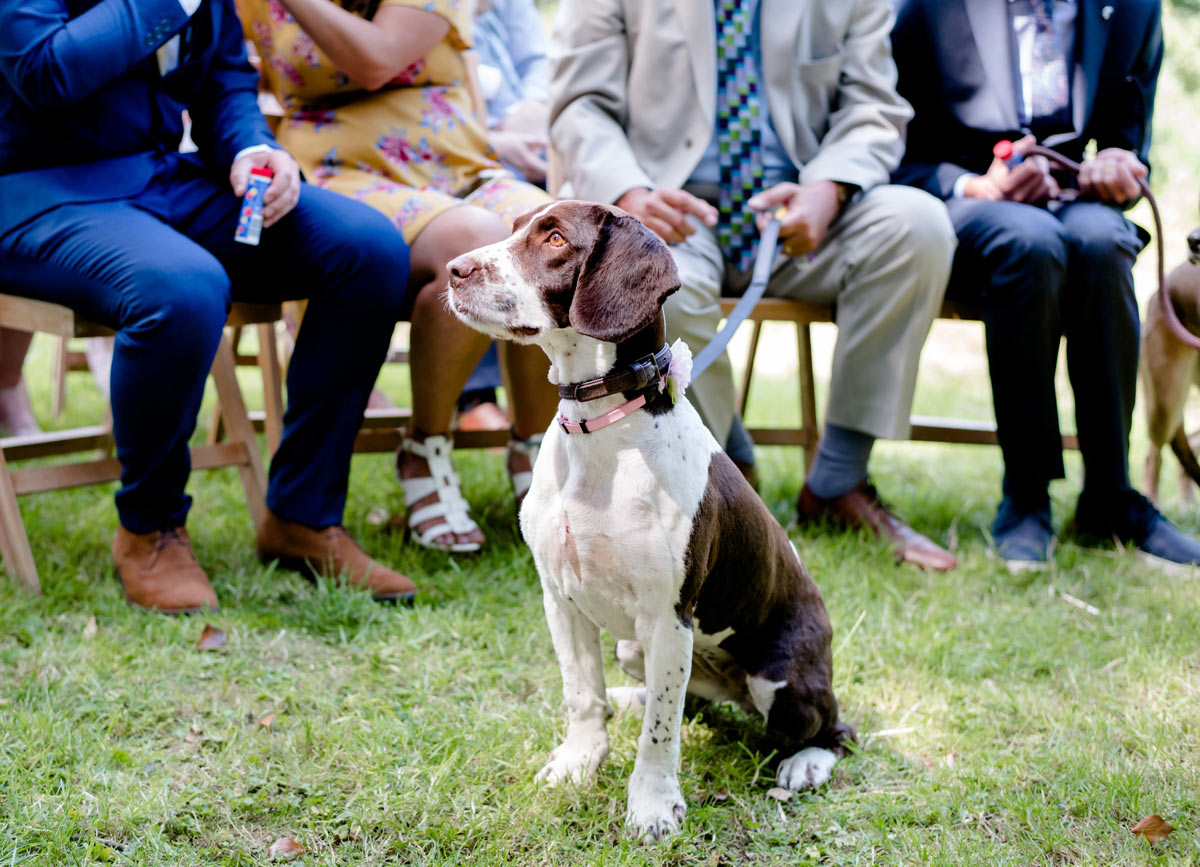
[{"xmin": 557, "ymin": 380, "xmax": 666, "ymax": 435}]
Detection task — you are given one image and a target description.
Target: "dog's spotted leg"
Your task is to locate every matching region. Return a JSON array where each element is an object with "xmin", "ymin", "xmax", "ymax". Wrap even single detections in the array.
[
  {"xmin": 535, "ymin": 584, "xmax": 611, "ymax": 787},
  {"xmin": 625, "ymin": 615, "xmax": 693, "ymax": 841}
]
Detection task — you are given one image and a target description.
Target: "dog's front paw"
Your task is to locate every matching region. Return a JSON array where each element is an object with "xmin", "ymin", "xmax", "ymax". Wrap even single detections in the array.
[
  {"xmin": 626, "ymin": 769, "xmax": 686, "ymax": 842},
  {"xmin": 776, "ymin": 746, "xmax": 837, "ymax": 791},
  {"xmin": 535, "ymin": 732, "xmax": 609, "ymax": 787}
]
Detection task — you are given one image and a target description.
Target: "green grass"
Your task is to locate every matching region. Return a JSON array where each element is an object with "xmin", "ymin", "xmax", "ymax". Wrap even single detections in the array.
[{"xmin": 3, "ymin": 320, "xmax": 1200, "ymax": 866}]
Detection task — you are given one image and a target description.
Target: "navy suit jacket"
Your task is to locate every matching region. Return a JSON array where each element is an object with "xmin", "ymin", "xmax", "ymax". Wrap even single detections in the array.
[
  {"xmin": 891, "ymin": 0, "xmax": 1163, "ymax": 200},
  {"xmin": 0, "ymin": 0, "xmax": 275, "ymax": 237}
]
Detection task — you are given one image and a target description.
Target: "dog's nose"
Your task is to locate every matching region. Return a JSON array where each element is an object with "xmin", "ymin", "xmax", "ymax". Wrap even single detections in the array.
[
  {"xmin": 448, "ymin": 255, "xmax": 478, "ymax": 282},
  {"xmin": 1188, "ymin": 228, "xmax": 1200, "ymax": 256}
]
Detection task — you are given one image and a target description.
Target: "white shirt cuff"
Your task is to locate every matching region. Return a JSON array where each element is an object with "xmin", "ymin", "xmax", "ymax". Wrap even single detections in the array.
[
  {"xmin": 179, "ymin": 0, "xmax": 203, "ymax": 15},
  {"xmin": 952, "ymin": 172, "xmax": 978, "ymax": 199},
  {"xmin": 232, "ymin": 144, "xmax": 275, "ymax": 166}
]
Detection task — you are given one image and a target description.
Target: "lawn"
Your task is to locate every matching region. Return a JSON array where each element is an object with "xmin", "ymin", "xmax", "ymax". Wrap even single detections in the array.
[
  {"xmin": 4, "ymin": 4, "xmax": 1200, "ymax": 860},
  {"xmin": 3, "ymin": 307, "xmax": 1200, "ymax": 866}
]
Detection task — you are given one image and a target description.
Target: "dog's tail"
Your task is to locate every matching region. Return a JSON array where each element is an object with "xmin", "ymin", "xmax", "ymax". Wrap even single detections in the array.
[{"xmin": 1170, "ymin": 427, "xmax": 1200, "ymax": 489}]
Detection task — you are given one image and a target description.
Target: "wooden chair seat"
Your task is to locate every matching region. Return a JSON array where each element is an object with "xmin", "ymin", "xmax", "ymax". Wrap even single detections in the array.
[
  {"xmin": 719, "ymin": 296, "xmax": 1079, "ymax": 469},
  {"xmin": 0, "ymin": 294, "xmax": 281, "ymax": 595}
]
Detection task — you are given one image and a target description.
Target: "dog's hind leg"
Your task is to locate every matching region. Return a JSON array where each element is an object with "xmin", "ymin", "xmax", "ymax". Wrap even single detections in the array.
[
  {"xmin": 625, "ymin": 615, "xmax": 693, "ymax": 841},
  {"xmin": 535, "ymin": 584, "xmax": 611, "ymax": 787}
]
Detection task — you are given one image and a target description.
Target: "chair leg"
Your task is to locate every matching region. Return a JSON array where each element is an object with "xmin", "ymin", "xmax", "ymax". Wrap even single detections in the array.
[
  {"xmin": 0, "ymin": 447, "xmax": 40, "ymax": 594},
  {"xmin": 736, "ymin": 320, "xmax": 762, "ymax": 417},
  {"xmin": 51, "ymin": 336, "xmax": 68, "ymax": 419},
  {"xmin": 257, "ymin": 322, "xmax": 284, "ymax": 457},
  {"xmin": 796, "ymin": 322, "xmax": 819, "ymax": 473},
  {"xmin": 208, "ymin": 332, "xmax": 268, "ymax": 529}
]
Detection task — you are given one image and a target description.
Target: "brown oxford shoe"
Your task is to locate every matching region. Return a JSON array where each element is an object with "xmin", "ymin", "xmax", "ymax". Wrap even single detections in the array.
[
  {"xmin": 112, "ymin": 525, "xmax": 219, "ymax": 614},
  {"xmin": 256, "ymin": 510, "xmax": 417, "ymax": 602},
  {"xmin": 796, "ymin": 481, "xmax": 957, "ymax": 572}
]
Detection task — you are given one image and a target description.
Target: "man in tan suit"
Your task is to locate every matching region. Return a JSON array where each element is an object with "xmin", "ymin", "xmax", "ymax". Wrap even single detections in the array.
[{"xmin": 550, "ymin": 0, "xmax": 959, "ymax": 570}]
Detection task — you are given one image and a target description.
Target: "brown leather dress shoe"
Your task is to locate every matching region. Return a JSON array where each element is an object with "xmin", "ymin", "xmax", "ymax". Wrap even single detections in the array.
[
  {"xmin": 797, "ymin": 481, "xmax": 957, "ymax": 571},
  {"xmin": 112, "ymin": 525, "xmax": 219, "ymax": 614},
  {"xmin": 256, "ymin": 510, "xmax": 417, "ymax": 602}
]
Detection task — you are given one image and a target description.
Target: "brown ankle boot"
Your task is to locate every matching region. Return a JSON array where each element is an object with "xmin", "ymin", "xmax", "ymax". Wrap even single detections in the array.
[
  {"xmin": 256, "ymin": 510, "xmax": 417, "ymax": 602},
  {"xmin": 111, "ymin": 526, "xmax": 219, "ymax": 614}
]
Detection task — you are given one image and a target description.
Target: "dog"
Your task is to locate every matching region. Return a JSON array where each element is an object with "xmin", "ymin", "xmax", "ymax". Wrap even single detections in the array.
[
  {"xmin": 1141, "ymin": 223, "xmax": 1200, "ymax": 504},
  {"xmin": 445, "ymin": 201, "xmax": 853, "ymax": 840}
]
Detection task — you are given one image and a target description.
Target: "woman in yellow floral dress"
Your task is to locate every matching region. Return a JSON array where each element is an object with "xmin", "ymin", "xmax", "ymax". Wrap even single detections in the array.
[{"xmin": 240, "ymin": 0, "xmax": 556, "ymax": 554}]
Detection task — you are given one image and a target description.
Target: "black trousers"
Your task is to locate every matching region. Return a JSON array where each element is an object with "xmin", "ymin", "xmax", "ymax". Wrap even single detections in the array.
[{"xmin": 945, "ymin": 198, "xmax": 1144, "ymax": 506}]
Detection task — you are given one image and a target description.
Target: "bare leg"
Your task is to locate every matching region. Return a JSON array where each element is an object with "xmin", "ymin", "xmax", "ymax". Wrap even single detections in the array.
[
  {"xmin": 499, "ymin": 341, "xmax": 557, "ymax": 441},
  {"xmin": 0, "ymin": 328, "xmax": 39, "ymax": 436},
  {"xmin": 397, "ymin": 206, "xmax": 508, "ymax": 549}
]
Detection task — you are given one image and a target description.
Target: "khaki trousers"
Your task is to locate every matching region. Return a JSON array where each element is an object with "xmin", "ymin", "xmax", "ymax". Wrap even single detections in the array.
[{"xmin": 664, "ymin": 184, "xmax": 956, "ymax": 445}]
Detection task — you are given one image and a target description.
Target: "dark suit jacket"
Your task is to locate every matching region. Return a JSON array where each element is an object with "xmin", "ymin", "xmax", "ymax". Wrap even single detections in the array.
[
  {"xmin": 891, "ymin": 0, "xmax": 1163, "ymax": 200},
  {"xmin": 0, "ymin": 0, "xmax": 275, "ymax": 237}
]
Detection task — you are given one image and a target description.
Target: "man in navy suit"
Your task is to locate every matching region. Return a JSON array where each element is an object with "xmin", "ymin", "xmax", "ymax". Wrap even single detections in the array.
[
  {"xmin": 892, "ymin": 0, "xmax": 1200, "ymax": 570},
  {"xmin": 0, "ymin": 0, "xmax": 417, "ymax": 611}
]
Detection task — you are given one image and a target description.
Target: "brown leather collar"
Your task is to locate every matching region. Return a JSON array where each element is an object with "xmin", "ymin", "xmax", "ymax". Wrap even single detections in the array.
[{"xmin": 558, "ymin": 344, "xmax": 673, "ymax": 402}]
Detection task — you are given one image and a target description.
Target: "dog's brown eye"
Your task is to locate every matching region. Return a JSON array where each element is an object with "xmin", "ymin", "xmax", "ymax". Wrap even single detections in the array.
[{"xmin": 548, "ymin": 231, "xmax": 567, "ymax": 248}]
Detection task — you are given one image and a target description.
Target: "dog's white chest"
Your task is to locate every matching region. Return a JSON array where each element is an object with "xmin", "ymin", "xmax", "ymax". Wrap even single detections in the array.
[{"xmin": 522, "ymin": 406, "xmax": 718, "ymax": 639}]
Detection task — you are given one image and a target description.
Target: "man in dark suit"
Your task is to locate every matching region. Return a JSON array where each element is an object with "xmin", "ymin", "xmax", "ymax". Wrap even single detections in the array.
[
  {"xmin": 892, "ymin": 0, "xmax": 1200, "ymax": 570},
  {"xmin": 0, "ymin": 0, "xmax": 417, "ymax": 611}
]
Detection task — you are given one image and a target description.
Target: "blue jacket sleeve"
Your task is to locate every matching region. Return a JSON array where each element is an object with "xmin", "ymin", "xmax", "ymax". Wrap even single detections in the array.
[
  {"xmin": 1095, "ymin": 1, "xmax": 1162, "ymax": 172},
  {"xmin": 501, "ymin": 0, "xmax": 549, "ymax": 103},
  {"xmin": 186, "ymin": 0, "xmax": 276, "ymax": 170},
  {"xmin": 0, "ymin": 0, "xmax": 190, "ymax": 109}
]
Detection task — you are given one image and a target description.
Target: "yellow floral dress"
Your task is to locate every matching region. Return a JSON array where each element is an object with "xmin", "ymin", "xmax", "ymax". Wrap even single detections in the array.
[{"xmin": 238, "ymin": 0, "xmax": 550, "ymax": 242}]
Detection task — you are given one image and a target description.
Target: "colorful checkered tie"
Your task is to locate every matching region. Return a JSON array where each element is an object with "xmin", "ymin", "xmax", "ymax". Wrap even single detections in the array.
[
  {"xmin": 1029, "ymin": 0, "xmax": 1070, "ymax": 126},
  {"xmin": 715, "ymin": 0, "xmax": 764, "ymax": 272}
]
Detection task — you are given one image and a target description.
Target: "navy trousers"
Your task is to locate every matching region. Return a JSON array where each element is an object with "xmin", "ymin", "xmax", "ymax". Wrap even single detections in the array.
[
  {"xmin": 945, "ymin": 198, "xmax": 1144, "ymax": 506},
  {"xmin": 0, "ymin": 154, "xmax": 411, "ymax": 533}
]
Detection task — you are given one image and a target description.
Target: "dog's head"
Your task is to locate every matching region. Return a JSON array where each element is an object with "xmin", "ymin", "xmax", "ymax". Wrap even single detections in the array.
[{"xmin": 445, "ymin": 201, "xmax": 680, "ymax": 345}]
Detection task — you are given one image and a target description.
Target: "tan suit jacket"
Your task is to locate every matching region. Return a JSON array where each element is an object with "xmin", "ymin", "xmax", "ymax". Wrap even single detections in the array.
[{"xmin": 549, "ymin": 0, "xmax": 912, "ymax": 206}]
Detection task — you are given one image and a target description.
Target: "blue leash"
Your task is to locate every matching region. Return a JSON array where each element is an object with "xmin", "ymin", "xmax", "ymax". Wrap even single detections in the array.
[{"xmin": 689, "ymin": 216, "xmax": 782, "ymax": 380}]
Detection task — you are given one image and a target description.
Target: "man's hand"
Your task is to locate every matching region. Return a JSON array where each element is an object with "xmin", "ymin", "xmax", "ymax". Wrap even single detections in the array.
[
  {"xmin": 615, "ymin": 188, "xmax": 719, "ymax": 244},
  {"xmin": 230, "ymin": 149, "xmax": 301, "ymax": 228},
  {"xmin": 489, "ymin": 130, "xmax": 548, "ymax": 184},
  {"xmin": 962, "ymin": 134, "xmax": 1058, "ymax": 205},
  {"xmin": 748, "ymin": 181, "xmax": 841, "ymax": 258},
  {"xmin": 1079, "ymin": 148, "xmax": 1147, "ymax": 205}
]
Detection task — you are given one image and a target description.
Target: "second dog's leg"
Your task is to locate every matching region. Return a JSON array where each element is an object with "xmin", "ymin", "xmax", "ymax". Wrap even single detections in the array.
[
  {"xmin": 535, "ymin": 585, "xmax": 611, "ymax": 786},
  {"xmin": 626, "ymin": 616, "xmax": 693, "ymax": 841}
]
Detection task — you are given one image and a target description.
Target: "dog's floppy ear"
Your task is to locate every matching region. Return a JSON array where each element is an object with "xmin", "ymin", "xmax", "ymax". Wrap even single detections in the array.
[{"xmin": 569, "ymin": 206, "xmax": 680, "ymax": 343}]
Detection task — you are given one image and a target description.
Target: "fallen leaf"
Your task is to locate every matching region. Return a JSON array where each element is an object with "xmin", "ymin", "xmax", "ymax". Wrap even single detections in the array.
[
  {"xmin": 1131, "ymin": 815, "xmax": 1173, "ymax": 844},
  {"xmin": 766, "ymin": 787, "xmax": 794, "ymax": 802},
  {"xmin": 267, "ymin": 837, "xmax": 305, "ymax": 860},
  {"xmin": 366, "ymin": 506, "xmax": 389, "ymax": 526},
  {"xmin": 259, "ymin": 712, "xmax": 276, "ymax": 729},
  {"xmin": 83, "ymin": 615, "xmax": 98, "ymax": 639},
  {"xmin": 184, "ymin": 726, "xmax": 201, "ymax": 744},
  {"xmin": 697, "ymin": 789, "xmax": 731, "ymax": 806},
  {"xmin": 197, "ymin": 624, "xmax": 226, "ymax": 651}
]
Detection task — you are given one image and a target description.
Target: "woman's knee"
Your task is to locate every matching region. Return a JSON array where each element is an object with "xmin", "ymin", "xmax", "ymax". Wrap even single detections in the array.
[{"xmin": 413, "ymin": 205, "xmax": 510, "ymax": 272}]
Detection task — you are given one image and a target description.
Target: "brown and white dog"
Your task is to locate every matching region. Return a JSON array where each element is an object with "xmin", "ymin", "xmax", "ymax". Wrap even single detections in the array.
[
  {"xmin": 1142, "ymin": 224, "xmax": 1200, "ymax": 504},
  {"xmin": 445, "ymin": 201, "xmax": 853, "ymax": 840}
]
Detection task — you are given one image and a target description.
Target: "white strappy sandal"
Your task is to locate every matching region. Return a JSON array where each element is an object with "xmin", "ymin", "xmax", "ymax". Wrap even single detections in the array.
[
  {"xmin": 506, "ymin": 432, "xmax": 543, "ymax": 506},
  {"xmin": 397, "ymin": 434, "xmax": 483, "ymax": 554}
]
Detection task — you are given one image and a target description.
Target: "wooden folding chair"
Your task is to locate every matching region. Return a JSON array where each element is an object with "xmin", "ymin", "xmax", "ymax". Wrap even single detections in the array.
[
  {"xmin": 724, "ymin": 296, "xmax": 1080, "ymax": 468},
  {"xmin": 0, "ymin": 296, "xmax": 280, "ymax": 594}
]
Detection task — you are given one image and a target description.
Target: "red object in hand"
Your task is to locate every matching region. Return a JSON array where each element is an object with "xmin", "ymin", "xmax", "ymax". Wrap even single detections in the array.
[
  {"xmin": 993, "ymin": 140, "xmax": 1022, "ymax": 168},
  {"xmin": 250, "ymin": 167, "xmax": 275, "ymax": 180}
]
